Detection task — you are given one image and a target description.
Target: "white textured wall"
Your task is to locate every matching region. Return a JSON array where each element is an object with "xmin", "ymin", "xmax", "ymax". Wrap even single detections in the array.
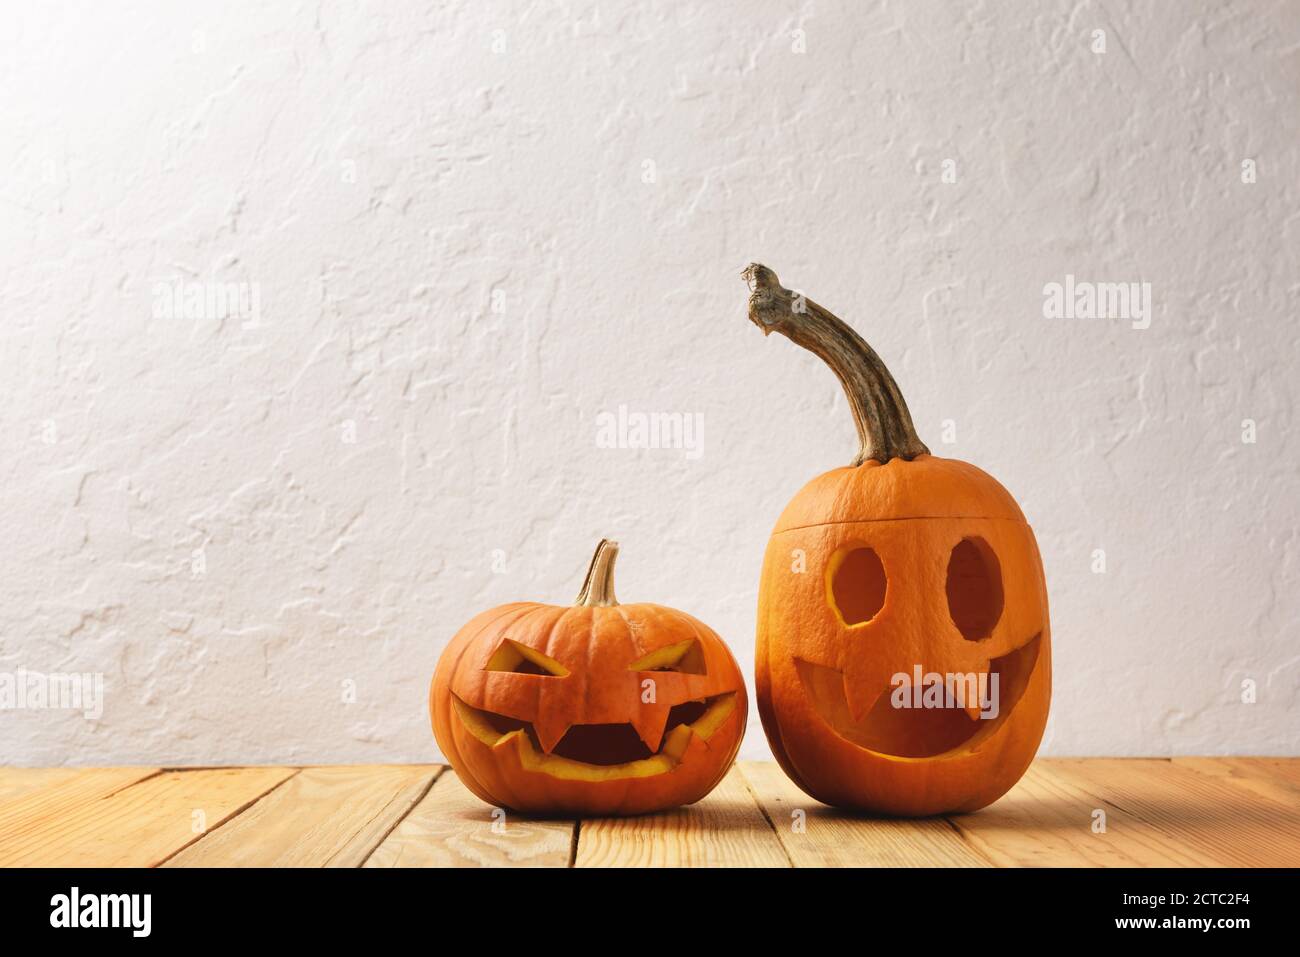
[{"xmin": 2, "ymin": 1, "xmax": 1296, "ymax": 766}]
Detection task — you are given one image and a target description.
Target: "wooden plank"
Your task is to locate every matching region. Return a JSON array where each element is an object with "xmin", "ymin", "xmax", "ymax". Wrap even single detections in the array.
[
  {"xmin": 947, "ymin": 760, "xmax": 1215, "ymax": 866},
  {"xmin": 1171, "ymin": 757, "xmax": 1300, "ymax": 806},
  {"xmin": 6, "ymin": 760, "xmax": 1293, "ymax": 869},
  {"xmin": 0, "ymin": 767, "xmax": 158, "ymax": 814},
  {"xmin": 0, "ymin": 768, "xmax": 110, "ymax": 804},
  {"xmin": 0, "ymin": 767, "xmax": 161, "ymax": 851},
  {"xmin": 164, "ymin": 765, "xmax": 437, "ymax": 867},
  {"xmin": 574, "ymin": 766, "xmax": 790, "ymax": 867},
  {"xmin": 0, "ymin": 767, "xmax": 293, "ymax": 867},
  {"xmin": 1048, "ymin": 758, "xmax": 1300, "ymax": 867},
  {"xmin": 738, "ymin": 761, "xmax": 990, "ymax": 866},
  {"xmin": 365, "ymin": 769, "xmax": 574, "ymax": 868}
]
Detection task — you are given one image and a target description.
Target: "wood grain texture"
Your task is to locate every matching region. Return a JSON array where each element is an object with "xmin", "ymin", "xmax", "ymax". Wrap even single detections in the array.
[
  {"xmin": 4, "ymin": 760, "xmax": 1297, "ymax": 868},
  {"xmin": 739, "ymin": 761, "xmax": 990, "ymax": 866},
  {"xmin": 1172, "ymin": 756, "xmax": 1300, "ymax": 805},
  {"xmin": 365, "ymin": 770, "xmax": 574, "ymax": 868},
  {"xmin": 0, "ymin": 766, "xmax": 157, "ymax": 815},
  {"xmin": 164, "ymin": 765, "xmax": 437, "ymax": 868},
  {"xmin": 0, "ymin": 767, "xmax": 292, "ymax": 867},
  {"xmin": 0, "ymin": 767, "xmax": 162, "ymax": 863},
  {"xmin": 946, "ymin": 761, "xmax": 1213, "ymax": 866},
  {"xmin": 0, "ymin": 767, "xmax": 130, "ymax": 804},
  {"xmin": 1047, "ymin": 758, "xmax": 1300, "ymax": 868},
  {"xmin": 574, "ymin": 766, "xmax": 790, "ymax": 867}
]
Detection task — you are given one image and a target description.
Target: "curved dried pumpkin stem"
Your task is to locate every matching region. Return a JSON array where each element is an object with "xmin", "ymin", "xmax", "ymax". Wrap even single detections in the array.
[
  {"xmin": 575, "ymin": 539, "xmax": 619, "ymax": 607},
  {"xmin": 742, "ymin": 263, "xmax": 930, "ymax": 466}
]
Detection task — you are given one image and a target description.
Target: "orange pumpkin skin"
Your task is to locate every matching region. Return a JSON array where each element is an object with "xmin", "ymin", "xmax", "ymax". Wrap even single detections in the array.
[
  {"xmin": 756, "ymin": 456, "xmax": 1051, "ymax": 816},
  {"xmin": 431, "ymin": 544, "xmax": 747, "ymax": 817},
  {"xmin": 743, "ymin": 264, "xmax": 1051, "ymax": 816}
]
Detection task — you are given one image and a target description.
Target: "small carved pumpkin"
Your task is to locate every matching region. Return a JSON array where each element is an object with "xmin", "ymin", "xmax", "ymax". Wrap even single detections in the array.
[
  {"xmin": 744, "ymin": 264, "xmax": 1051, "ymax": 816},
  {"xmin": 430, "ymin": 541, "xmax": 747, "ymax": 816}
]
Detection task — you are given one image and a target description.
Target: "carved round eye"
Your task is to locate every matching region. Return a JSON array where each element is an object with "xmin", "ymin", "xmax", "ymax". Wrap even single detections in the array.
[
  {"xmin": 829, "ymin": 547, "xmax": 887, "ymax": 625},
  {"xmin": 945, "ymin": 537, "xmax": 1003, "ymax": 640}
]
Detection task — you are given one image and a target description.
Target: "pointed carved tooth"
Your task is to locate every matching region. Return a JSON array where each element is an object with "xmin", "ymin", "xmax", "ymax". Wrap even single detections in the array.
[
  {"xmin": 630, "ymin": 702, "xmax": 672, "ymax": 754},
  {"xmin": 531, "ymin": 712, "xmax": 572, "ymax": 754},
  {"xmin": 963, "ymin": 664, "xmax": 994, "ymax": 722},
  {"xmin": 839, "ymin": 667, "xmax": 884, "ymax": 724},
  {"xmin": 842, "ymin": 653, "xmax": 901, "ymax": 723}
]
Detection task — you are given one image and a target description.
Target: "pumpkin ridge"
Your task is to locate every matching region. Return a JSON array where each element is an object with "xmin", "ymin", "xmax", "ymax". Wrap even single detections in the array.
[{"xmin": 433, "ymin": 601, "xmax": 539, "ymax": 802}]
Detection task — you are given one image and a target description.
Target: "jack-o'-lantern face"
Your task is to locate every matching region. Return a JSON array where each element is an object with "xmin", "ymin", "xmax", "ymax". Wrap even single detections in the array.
[
  {"xmin": 794, "ymin": 513, "xmax": 1045, "ymax": 761},
  {"xmin": 431, "ymin": 541, "xmax": 747, "ymax": 817},
  {"xmin": 745, "ymin": 265, "xmax": 1051, "ymax": 816},
  {"xmin": 756, "ymin": 458, "xmax": 1052, "ymax": 816}
]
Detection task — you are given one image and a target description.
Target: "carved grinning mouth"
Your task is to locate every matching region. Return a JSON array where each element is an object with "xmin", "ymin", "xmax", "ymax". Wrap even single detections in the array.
[
  {"xmin": 452, "ymin": 693, "xmax": 737, "ymax": 781},
  {"xmin": 795, "ymin": 634, "xmax": 1042, "ymax": 758}
]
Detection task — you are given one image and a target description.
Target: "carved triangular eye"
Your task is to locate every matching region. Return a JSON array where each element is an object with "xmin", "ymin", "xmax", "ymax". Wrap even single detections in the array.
[
  {"xmin": 628, "ymin": 639, "xmax": 706, "ymax": 675},
  {"xmin": 485, "ymin": 639, "xmax": 569, "ymax": 676}
]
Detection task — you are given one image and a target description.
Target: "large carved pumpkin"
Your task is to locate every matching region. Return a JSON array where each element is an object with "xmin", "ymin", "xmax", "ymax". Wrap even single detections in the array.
[
  {"xmin": 430, "ymin": 540, "xmax": 747, "ymax": 816},
  {"xmin": 744, "ymin": 264, "xmax": 1051, "ymax": 816}
]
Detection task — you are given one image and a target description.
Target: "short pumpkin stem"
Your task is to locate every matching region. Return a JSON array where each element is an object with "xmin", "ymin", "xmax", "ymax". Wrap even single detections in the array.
[
  {"xmin": 742, "ymin": 263, "xmax": 930, "ymax": 467},
  {"xmin": 575, "ymin": 539, "xmax": 619, "ymax": 607}
]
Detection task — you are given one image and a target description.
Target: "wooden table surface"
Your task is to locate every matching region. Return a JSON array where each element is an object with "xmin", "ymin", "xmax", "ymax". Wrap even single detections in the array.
[{"xmin": 1, "ymin": 759, "xmax": 1296, "ymax": 867}]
